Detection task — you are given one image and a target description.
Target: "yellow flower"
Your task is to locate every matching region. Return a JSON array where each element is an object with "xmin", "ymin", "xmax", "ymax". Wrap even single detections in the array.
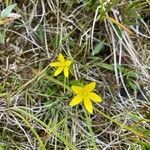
[
  {"xmin": 69, "ymin": 82, "xmax": 102, "ymax": 114},
  {"xmin": 49, "ymin": 53, "xmax": 72, "ymax": 78}
]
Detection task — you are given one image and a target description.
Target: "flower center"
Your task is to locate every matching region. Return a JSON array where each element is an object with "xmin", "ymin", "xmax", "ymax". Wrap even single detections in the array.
[
  {"xmin": 62, "ymin": 61, "xmax": 67, "ymax": 68},
  {"xmin": 60, "ymin": 63, "xmax": 65, "ymax": 68},
  {"xmin": 82, "ymin": 90, "xmax": 88, "ymax": 98}
]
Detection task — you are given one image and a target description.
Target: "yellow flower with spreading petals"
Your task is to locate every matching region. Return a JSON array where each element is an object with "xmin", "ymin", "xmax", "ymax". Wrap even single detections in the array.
[
  {"xmin": 69, "ymin": 82, "xmax": 102, "ymax": 114},
  {"xmin": 50, "ymin": 53, "xmax": 72, "ymax": 78}
]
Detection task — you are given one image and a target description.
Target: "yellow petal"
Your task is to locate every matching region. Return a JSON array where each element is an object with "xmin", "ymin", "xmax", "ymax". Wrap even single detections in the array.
[
  {"xmin": 49, "ymin": 62, "xmax": 61, "ymax": 67},
  {"xmin": 84, "ymin": 82, "xmax": 96, "ymax": 92},
  {"xmin": 58, "ymin": 53, "xmax": 65, "ymax": 62},
  {"xmin": 83, "ymin": 98, "xmax": 93, "ymax": 114},
  {"xmin": 71, "ymin": 86, "xmax": 83, "ymax": 94},
  {"xmin": 64, "ymin": 67, "xmax": 69, "ymax": 78},
  {"xmin": 88, "ymin": 92, "xmax": 102, "ymax": 102},
  {"xmin": 69, "ymin": 95, "xmax": 83, "ymax": 106},
  {"xmin": 54, "ymin": 66, "xmax": 63, "ymax": 76},
  {"xmin": 65, "ymin": 60, "xmax": 72, "ymax": 66}
]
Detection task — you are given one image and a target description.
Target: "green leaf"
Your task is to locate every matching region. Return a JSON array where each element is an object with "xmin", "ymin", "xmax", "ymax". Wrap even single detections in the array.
[
  {"xmin": 129, "ymin": 138, "xmax": 150, "ymax": 150},
  {"xmin": 134, "ymin": 128, "xmax": 150, "ymax": 138},
  {"xmin": 35, "ymin": 24, "xmax": 45, "ymax": 44},
  {"xmin": 92, "ymin": 41, "xmax": 105, "ymax": 56},
  {"xmin": 0, "ymin": 93, "xmax": 8, "ymax": 97},
  {"xmin": 0, "ymin": 32, "xmax": 5, "ymax": 44},
  {"xmin": 136, "ymin": 140, "xmax": 150, "ymax": 149},
  {"xmin": 0, "ymin": 144, "xmax": 8, "ymax": 150},
  {"xmin": 127, "ymin": 71, "xmax": 137, "ymax": 79},
  {"xmin": 0, "ymin": 4, "xmax": 17, "ymax": 19},
  {"xmin": 113, "ymin": 24, "xmax": 122, "ymax": 38},
  {"xmin": 97, "ymin": 63, "xmax": 114, "ymax": 71},
  {"xmin": 128, "ymin": 80, "xmax": 138, "ymax": 90}
]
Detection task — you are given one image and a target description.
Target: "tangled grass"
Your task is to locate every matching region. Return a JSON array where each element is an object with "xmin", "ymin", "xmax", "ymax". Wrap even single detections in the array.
[{"xmin": 0, "ymin": 0, "xmax": 150, "ymax": 149}]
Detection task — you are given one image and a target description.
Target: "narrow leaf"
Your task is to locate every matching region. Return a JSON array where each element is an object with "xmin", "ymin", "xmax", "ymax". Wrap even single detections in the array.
[
  {"xmin": 92, "ymin": 41, "xmax": 105, "ymax": 56},
  {"xmin": 97, "ymin": 63, "xmax": 114, "ymax": 71}
]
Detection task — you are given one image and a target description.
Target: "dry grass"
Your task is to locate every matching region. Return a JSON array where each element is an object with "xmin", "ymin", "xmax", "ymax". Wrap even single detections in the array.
[{"xmin": 0, "ymin": 0, "xmax": 150, "ymax": 149}]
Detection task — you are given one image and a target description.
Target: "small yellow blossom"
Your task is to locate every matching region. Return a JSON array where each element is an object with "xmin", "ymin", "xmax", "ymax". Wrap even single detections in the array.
[
  {"xmin": 49, "ymin": 53, "xmax": 72, "ymax": 78},
  {"xmin": 69, "ymin": 82, "xmax": 102, "ymax": 114}
]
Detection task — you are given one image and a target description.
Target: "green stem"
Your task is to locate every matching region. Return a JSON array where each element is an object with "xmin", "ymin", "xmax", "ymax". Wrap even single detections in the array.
[{"xmin": 44, "ymin": 75, "xmax": 71, "ymax": 91}]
